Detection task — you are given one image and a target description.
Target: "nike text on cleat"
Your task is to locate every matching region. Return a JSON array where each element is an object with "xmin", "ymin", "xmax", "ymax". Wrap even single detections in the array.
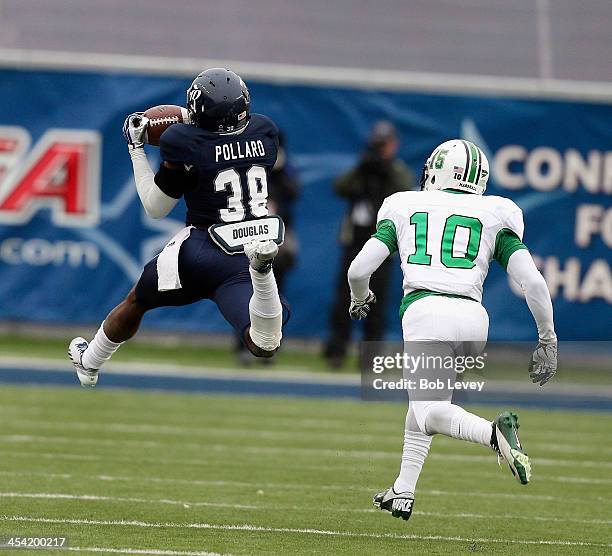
[
  {"xmin": 68, "ymin": 337, "xmax": 99, "ymax": 388},
  {"xmin": 491, "ymin": 411, "xmax": 531, "ymax": 485},
  {"xmin": 373, "ymin": 487, "xmax": 415, "ymax": 521},
  {"xmin": 244, "ymin": 239, "xmax": 278, "ymax": 274}
]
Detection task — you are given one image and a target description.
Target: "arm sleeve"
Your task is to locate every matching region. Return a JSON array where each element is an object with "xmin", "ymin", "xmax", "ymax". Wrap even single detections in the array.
[
  {"xmin": 372, "ymin": 219, "xmax": 398, "ymax": 253},
  {"xmin": 506, "ymin": 249, "xmax": 557, "ymax": 343},
  {"xmin": 347, "ymin": 238, "xmax": 391, "ymax": 301},
  {"xmin": 494, "ymin": 228, "xmax": 527, "ymax": 269},
  {"xmin": 129, "ymin": 148, "xmax": 179, "ymax": 219}
]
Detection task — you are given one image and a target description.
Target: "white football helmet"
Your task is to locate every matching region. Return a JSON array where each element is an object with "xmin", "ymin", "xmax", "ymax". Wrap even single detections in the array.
[{"xmin": 419, "ymin": 139, "xmax": 489, "ymax": 195}]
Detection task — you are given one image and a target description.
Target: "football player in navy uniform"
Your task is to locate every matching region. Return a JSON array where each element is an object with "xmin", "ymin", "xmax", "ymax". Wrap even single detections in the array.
[{"xmin": 69, "ymin": 68, "xmax": 288, "ymax": 386}]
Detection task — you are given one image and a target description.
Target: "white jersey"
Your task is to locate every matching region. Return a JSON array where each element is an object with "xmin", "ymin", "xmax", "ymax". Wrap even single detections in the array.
[{"xmin": 375, "ymin": 190, "xmax": 524, "ymax": 303}]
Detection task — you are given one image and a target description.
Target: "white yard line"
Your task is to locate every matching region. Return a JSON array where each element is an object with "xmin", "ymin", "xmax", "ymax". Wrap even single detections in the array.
[
  {"xmin": 1, "ymin": 419, "xmax": 609, "ymax": 454},
  {"xmin": 1, "ymin": 356, "xmax": 610, "ymax": 396},
  {"xmin": 0, "ymin": 404, "xmax": 607, "ymax": 443},
  {"xmin": 0, "ymin": 470, "xmax": 73, "ymax": 479},
  {"xmin": 0, "ymin": 492, "xmax": 258, "ymax": 510},
  {"xmin": 415, "ymin": 510, "xmax": 610, "ymax": 526},
  {"xmin": 3, "ymin": 468, "xmax": 611, "ymax": 489},
  {"xmin": 67, "ymin": 549, "xmax": 230, "ymax": 556},
  {"xmin": 0, "ymin": 421, "xmax": 395, "ymax": 446},
  {"xmin": 2, "ymin": 450, "xmax": 99, "ymax": 461},
  {"xmin": 0, "ymin": 450, "xmax": 344, "ymax": 474},
  {"xmin": 419, "ymin": 488, "xmax": 606, "ymax": 504},
  {"xmin": 73, "ymin": 470, "xmax": 612, "ymax": 486},
  {"xmin": 0, "ymin": 492, "xmax": 610, "ymax": 526},
  {"xmin": 0, "ymin": 515, "xmax": 608, "ymax": 548},
  {"xmin": 2, "ymin": 467, "xmax": 609, "ymax": 505},
  {"xmin": 541, "ymin": 475, "xmax": 612, "ymax": 485},
  {"xmin": 3, "ymin": 449, "xmax": 612, "ymax": 498},
  {"xmin": 2, "ymin": 437, "xmax": 611, "ymax": 470},
  {"xmin": 0, "ymin": 356, "xmax": 349, "ymax": 384}
]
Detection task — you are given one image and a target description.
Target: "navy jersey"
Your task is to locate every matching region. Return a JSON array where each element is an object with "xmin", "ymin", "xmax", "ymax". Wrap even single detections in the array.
[{"xmin": 157, "ymin": 114, "xmax": 279, "ymax": 227}]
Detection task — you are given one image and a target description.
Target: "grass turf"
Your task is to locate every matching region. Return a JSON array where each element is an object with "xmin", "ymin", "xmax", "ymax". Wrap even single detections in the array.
[
  {"xmin": 0, "ymin": 333, "xmax": 356, "ymax": 374},
  {"xmin": 0, "ymin": 385, "xmax": 610, "ymax": 555},
  {"xmin": 1, "ymin": 334, "xmax": 610, "ymax": 387}
]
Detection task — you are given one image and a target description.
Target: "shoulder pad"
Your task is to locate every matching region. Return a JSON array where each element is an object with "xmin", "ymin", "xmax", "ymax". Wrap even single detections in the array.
[
  {"xmin": 488, "ymin": 195, "xmax": 524, "ymax": 240},
  {"xmin": 377, "ymin": 192, "xmax": 404, "ymax": 221},
  {"xmin": 250, "ymin": 113, "xmax": 279, "ymax": 138},
  {"xmin": 159, "ymin": 124, "xmax": 197, "ymax": 163}
]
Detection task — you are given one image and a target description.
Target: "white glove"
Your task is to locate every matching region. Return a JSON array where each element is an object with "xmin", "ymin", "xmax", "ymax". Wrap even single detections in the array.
[
  {"xmin": 528, "ymin": 341, "xmax": 557, "ymax": 386},
  {"xmin": 123, "ymin": 112, "xmax": 149, "ymax": 150},
  {"xmin": 349, "ymin": 291, "xmax": 376, "ymax": 320}
]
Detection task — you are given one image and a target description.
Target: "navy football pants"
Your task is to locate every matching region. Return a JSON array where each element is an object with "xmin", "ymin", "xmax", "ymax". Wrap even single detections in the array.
[{"xmin": 135, "ymin": 228, "xmax": 289, "ymax": 337}]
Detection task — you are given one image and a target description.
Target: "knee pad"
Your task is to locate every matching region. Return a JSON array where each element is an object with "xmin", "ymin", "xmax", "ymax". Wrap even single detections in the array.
[
  {"xmin": 405, "ymin": 406, "xmax": 421, "ymax": 433},
  {"xmin": 410, "ymin": 400, "xmax": 452, "ymax": 435},
  {"xmin": 409, "ymin": 401, "xmax": 431, "ymax": 434}
]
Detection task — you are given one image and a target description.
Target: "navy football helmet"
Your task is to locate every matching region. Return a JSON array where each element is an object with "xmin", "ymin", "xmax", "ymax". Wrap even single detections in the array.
[{"xmin": 187, "ymin": 68, "xmax": 250, "ymax": 133}]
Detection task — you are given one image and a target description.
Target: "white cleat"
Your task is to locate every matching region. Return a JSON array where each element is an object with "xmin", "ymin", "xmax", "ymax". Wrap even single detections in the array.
[
  {"xmin": 68, "ymin": 337, "xmax": 99, "ymax": 388},
  {"xmin": 244, "ymin": 239, "xmax": 278, "ymax": 273}
]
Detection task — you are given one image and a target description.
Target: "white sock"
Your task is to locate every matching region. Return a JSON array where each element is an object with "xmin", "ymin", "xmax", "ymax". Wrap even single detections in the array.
[
  {"xmin": 425, "ymin": 403, "xmax": 492, "ymax": 447},
  {"xmin": 82, "ymin": 321, "xmax": 123, "ymax": 370},
  {"xmin": 248, "ymin": 267, "xmax": 282, "ymax": 351},
  {"xmin": 394, "ymin": 409, "xmax": 432, "ymax": 495}
]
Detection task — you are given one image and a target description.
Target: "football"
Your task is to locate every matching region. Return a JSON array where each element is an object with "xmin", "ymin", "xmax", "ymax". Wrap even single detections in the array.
[{"xmin": 143, "ymin": 104, "xmax": 190, "ymax": 146}]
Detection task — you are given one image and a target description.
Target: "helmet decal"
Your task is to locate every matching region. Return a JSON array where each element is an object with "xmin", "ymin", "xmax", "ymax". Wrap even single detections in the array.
[
  {"xmin": 188, "ymin": 89, "xmax": 202, "ymax": 102},
  {"xmin": 423, "ymin": 139, "xmax": 489, "ymax": 195},
  {"xmin": 186, "ymin": 68, "xmax": 251, "ymax": 133},
  {"xmin": 434, "ymin": 148, "xmax": 448, "ymax": 170}
]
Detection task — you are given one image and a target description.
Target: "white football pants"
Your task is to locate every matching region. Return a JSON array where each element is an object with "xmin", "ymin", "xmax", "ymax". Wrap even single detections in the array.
[
  {"xmin": 402, "ymin": 295, "xmax": 489, "ymax": 432},
  {"xmin": 393, "ymin": 296, "xmax": 491, "ymax": 495}
]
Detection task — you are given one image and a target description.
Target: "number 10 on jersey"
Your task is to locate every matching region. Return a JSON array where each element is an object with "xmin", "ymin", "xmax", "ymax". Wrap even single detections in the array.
[{"xmin": 407, "ymin": 211, "xmax": 483, "ymax": 269}]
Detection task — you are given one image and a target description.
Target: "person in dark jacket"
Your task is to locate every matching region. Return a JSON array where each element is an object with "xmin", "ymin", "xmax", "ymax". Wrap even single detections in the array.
[
  {"xmin": 323, "ymin": 121, "xmax": 416, "ymax": 368},
  {"xmin": 267, "ymin": 131, "xmax": 300, "ymax": 292}
]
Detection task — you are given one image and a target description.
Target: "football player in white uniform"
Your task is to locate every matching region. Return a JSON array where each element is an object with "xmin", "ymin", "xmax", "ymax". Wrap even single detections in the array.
[{"xmin": 348, "ymin": 139, "xmax": 557, "ymax": 521}]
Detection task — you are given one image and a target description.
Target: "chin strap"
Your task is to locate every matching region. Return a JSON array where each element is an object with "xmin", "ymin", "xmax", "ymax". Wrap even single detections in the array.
[{"xmin": 418, "ymin": 163, "xmax": 429, "ymax": 190}]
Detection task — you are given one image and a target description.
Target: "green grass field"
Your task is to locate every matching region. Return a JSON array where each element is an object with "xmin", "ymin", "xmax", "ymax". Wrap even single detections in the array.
[
  {"xmin": 0, "ymin": 385, "xmax": 610, "ymax": 555},
  {"xmin": 0, "ymin": 334, "xmax": 354, "ymax": 374},
  {"xmin": 1, "ymin": 334, "xmax": 609, "ymax": 386}
]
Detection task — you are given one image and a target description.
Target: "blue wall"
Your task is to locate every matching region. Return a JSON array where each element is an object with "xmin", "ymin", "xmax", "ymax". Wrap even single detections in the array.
[{"xmin": 0, "ymin": 69, "xmax": 610, "ymax": 340}]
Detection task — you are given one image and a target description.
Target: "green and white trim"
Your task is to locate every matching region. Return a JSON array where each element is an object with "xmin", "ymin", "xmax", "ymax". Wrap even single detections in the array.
[{"xmin": 372, "ymin": 219, "xmax": 398, "ymax": 254}]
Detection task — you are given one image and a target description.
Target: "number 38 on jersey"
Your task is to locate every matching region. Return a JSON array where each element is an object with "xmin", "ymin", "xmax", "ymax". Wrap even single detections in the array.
[{"xmin": 214, "ymin": 165, "xmax": 268, "ymax": 223}]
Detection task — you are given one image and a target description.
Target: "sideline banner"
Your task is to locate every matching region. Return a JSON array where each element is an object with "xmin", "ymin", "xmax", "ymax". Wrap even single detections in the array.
[{"xmin": 0, "ymin": 69, "xmax": 610, "ymax": 340}]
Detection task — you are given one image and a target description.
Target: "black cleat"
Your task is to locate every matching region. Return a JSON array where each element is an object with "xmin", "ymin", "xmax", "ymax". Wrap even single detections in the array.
[{"xmin": 373, "ymin": 487, "xmax": 415, "ymax": 521}]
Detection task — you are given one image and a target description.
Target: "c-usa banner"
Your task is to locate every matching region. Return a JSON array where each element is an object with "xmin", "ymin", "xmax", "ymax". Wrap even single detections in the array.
[{"xmin": 0, "ymin": 68, "xmax": 610, "ymax": 340}]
